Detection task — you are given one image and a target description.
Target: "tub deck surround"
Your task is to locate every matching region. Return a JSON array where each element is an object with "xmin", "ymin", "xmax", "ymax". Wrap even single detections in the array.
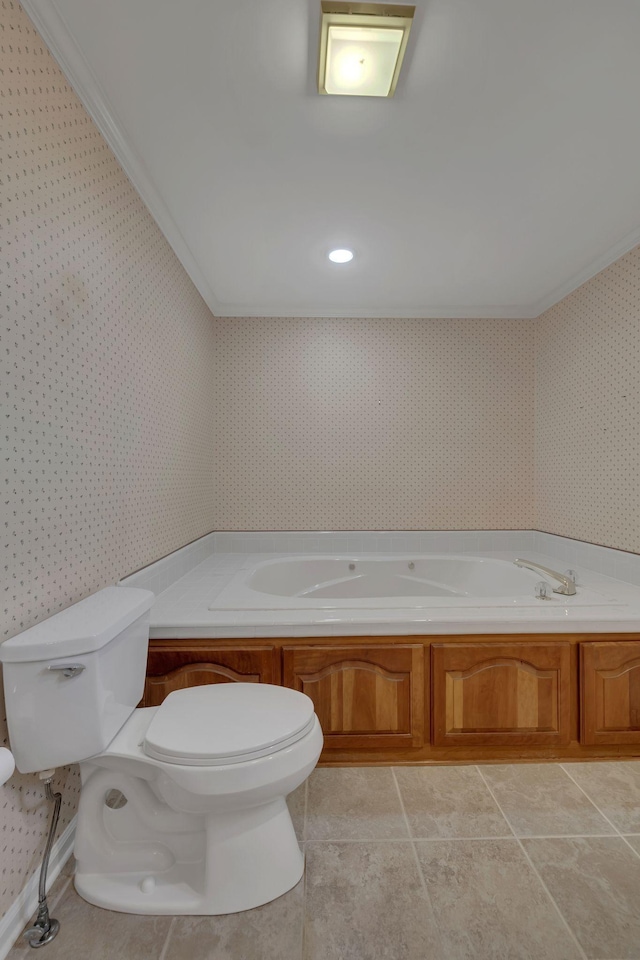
[
  {"xmin": 118, "ymin": 532, "xmax": 640, "ymax": 766},
  {"xmin": 127, "ymin": 539, "xmax": 640, "ymax": 639}
]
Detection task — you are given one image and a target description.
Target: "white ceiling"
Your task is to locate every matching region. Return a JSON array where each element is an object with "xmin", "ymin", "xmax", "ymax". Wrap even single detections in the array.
[{"xmin": 25, "ymin": 0, "xmax": 640, "ymax": 317}]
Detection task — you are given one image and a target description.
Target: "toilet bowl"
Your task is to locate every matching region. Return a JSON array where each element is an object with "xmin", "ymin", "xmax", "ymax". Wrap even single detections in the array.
[
  {"xmin": 0, "ymin": 587, "xmax": 323, "ymax": 915},
  {"xmin": 75, "ymin": 685, "xmax": 322, "ymax": 914}
]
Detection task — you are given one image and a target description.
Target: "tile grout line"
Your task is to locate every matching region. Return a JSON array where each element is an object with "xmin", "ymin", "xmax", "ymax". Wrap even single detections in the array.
[
  {"xmin": 157, "ymin": 916, "xmax": 177, "ymax": 960},
  {"xmin": 559, "ymin": 764, "xmax": 640, "ymax": 862},
  {"xmin": 389, "ymin": 766, "xmax": 418, "ymax": 848},
  {"xmin": 298, "ymin": 836, "xmax": 434, "ymax": 844},
  {"xmin": 291, "ymin": 832, "xmax": 620, "ymax": 842},
  {"xmin": 475, "ymin": 765, "xmax": 589, "ymax": 960},
  {"xmin": 300, "ymin": 778, "xmax": 309, "ymax": 960},
  {"xmin": 300, "ymin": 845, "xmax": 308, "ymax": 960},
  {"xmin": 303, "ymin": 778, "xmax": 308, "ymax": 843},
  {"xmin": 391, "ymin": 766, "xmax": 445, "ymax": 956}
]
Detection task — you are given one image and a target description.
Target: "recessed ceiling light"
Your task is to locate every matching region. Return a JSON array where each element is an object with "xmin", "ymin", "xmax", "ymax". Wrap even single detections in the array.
[
  {"xmin": 318, "ymin": 2, "xmax": 415, "ymax": 98},
  {"xmin": 328, "ymin": 248, "xmax": 354, "ymax": 263}
]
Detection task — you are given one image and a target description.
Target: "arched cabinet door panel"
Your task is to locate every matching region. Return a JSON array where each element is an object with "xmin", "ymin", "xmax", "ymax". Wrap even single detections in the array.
[
  {"xmin": 142, "ymin": 645, "xmax": 279, "ymax": 707},
  {"xmin": 432, "ymin": 642, "xmax": 571, "ymax": 746},
  {"xmin": 282, "ymin": 644, "xmax": 424, "ymax": 749},
  {"xmin": 581, "ymin": 640, "xmax": 640, "ymax": 745}
]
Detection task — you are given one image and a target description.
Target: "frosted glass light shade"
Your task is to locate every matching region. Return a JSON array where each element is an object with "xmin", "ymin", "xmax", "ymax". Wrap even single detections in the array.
[
  {"xmin": 318, "ymin": 3, "xmax": 415, "ymax": 99},
  {"xmin": 326, "ymin": 26, "xmax": 403, "ymax": 97}
]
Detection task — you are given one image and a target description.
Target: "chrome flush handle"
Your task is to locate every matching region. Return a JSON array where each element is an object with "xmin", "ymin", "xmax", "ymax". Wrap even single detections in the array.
[{"xmin": 47, "ymin": 664, "xmax": 86, "ymax": 679}]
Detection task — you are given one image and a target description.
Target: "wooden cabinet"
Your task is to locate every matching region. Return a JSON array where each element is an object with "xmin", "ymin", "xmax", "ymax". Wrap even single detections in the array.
[
  {"xmin": 144, "ymin": 634, "xmax": 640, "ymax": 762},
  {"xmin": 282, "ymin": 644, "xmax": 425, "ymax": 749},
  {"xmin": 142, "ymin": 644, "xmax": 279, "ymax": 707},
  {"xmin": 581, "ymin": 640, "xmax": 640, "ymax": 745},
  {"xmin": 432, "ymin": 641, "xmax": 571, "ymax": 747}
]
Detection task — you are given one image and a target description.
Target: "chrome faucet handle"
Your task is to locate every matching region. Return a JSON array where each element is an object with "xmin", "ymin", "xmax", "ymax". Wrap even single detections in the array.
[{"xmin": 535, "ymin": 581, "xmax": 553, "ymax": 600}]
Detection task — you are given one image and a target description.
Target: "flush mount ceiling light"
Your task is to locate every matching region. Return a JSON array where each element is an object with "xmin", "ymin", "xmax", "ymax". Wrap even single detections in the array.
[
  {"xmin": 328, "ymin": 248, "xmax": 354, "ymax": 262},
  {"xmin": 318, "ymin": 2, "xmax": 415, "ymax": 98}
]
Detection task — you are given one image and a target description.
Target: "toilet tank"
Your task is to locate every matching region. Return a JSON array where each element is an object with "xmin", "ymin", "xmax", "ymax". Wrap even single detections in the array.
[{"xmin": 0, "ymin": 587, "xmax": 154, "ymax": 774}]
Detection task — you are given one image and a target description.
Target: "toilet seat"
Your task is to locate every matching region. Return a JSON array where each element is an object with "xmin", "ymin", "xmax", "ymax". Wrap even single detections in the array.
[{"xmin": 143, "ymin": 683, "xmax": 316, "ymax": 766}]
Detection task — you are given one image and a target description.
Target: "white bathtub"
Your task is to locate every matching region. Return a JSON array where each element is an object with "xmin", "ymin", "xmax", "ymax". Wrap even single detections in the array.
[{"xmin": 209, "ymin": 555, "xmax": 616, "ymax": 612}]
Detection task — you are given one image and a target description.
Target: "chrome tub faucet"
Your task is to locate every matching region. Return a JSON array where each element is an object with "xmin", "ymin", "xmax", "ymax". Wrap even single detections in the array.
[{"xmin": 514, "ymin": 559, "xmax": 576, "ymax": 596}]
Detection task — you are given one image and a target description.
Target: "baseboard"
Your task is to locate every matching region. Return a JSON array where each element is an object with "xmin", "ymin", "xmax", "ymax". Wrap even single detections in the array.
[{"xmin": 0, "ymin": 817, "xmax": 76, "ymax": 960}]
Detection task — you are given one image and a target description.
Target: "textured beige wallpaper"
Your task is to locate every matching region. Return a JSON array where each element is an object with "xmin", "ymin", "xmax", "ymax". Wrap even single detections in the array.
[
  {"xmin": 3, "ymin": 0, "xmax": 638, "ymax": 929},
  {"xmin": 0, "ymin": 1, "xmax": 216, "ymax": 919},
  {"xmin": 211, "ymin": 317, "xmax": 535, "ymax": 530},
  {"xmin": 535, "ymin": 244, "xmax": 640, "ymax": 553}
]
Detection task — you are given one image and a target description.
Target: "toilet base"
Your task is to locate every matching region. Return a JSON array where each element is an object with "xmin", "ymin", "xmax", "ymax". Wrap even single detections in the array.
[
  {"xmin": 75, "ymin": 796, "xmax": 304, "ymax": 915},
  {"xmin": 73, "ymin": 713, "xmax": 322, "ymax": 915}
]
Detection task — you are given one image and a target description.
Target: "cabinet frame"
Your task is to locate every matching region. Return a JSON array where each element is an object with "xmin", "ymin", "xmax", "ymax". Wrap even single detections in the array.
[
  {"xmin": 581, "ymin": 640, "xmax": 640, "ymax": 745},
  {"xmin": 282, "ymin": 643, "xmax": 425, "ymax": 750},
  {"xmin": 431, "ymin": 641, "xmax": 572, "ymax": 747}
]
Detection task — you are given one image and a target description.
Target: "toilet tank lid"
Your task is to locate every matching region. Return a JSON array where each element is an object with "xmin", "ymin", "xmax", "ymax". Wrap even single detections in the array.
[{"xmin": 0, "ymin": 587, "xmax": 154, "ymax": 663}]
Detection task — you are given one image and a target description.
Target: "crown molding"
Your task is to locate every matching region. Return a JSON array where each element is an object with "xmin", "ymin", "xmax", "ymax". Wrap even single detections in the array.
[
  {"xmin": 20, "ymin": 0, "xmax": 640, "ymax": 322},
  {"xmin": 21, "ymin": 0, "xmax": 224, "ymax": 317},
  {"xmin": 529, "ymin": 225, "xmax": 640, "ymax": 318},
  {"xmin": 210, "ymin": 304, "xmax": 537, "ymax": 319}
]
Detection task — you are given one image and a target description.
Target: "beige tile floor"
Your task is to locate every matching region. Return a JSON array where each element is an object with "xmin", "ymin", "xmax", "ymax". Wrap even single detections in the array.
[{"xmin": 9, "ymin": 761, "xmax": 640, "ymax": 960}]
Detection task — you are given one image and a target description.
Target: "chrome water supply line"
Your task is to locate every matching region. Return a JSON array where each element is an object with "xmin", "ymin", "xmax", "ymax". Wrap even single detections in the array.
[{"xmin": 23, "ymin": 772, "xmax": 61, "ymax": 948}]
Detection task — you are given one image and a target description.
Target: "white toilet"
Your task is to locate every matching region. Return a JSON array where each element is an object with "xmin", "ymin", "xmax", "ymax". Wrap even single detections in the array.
[{"xmin": 0, "ymin": 587, "xmax": 323, "ymax": 915}]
